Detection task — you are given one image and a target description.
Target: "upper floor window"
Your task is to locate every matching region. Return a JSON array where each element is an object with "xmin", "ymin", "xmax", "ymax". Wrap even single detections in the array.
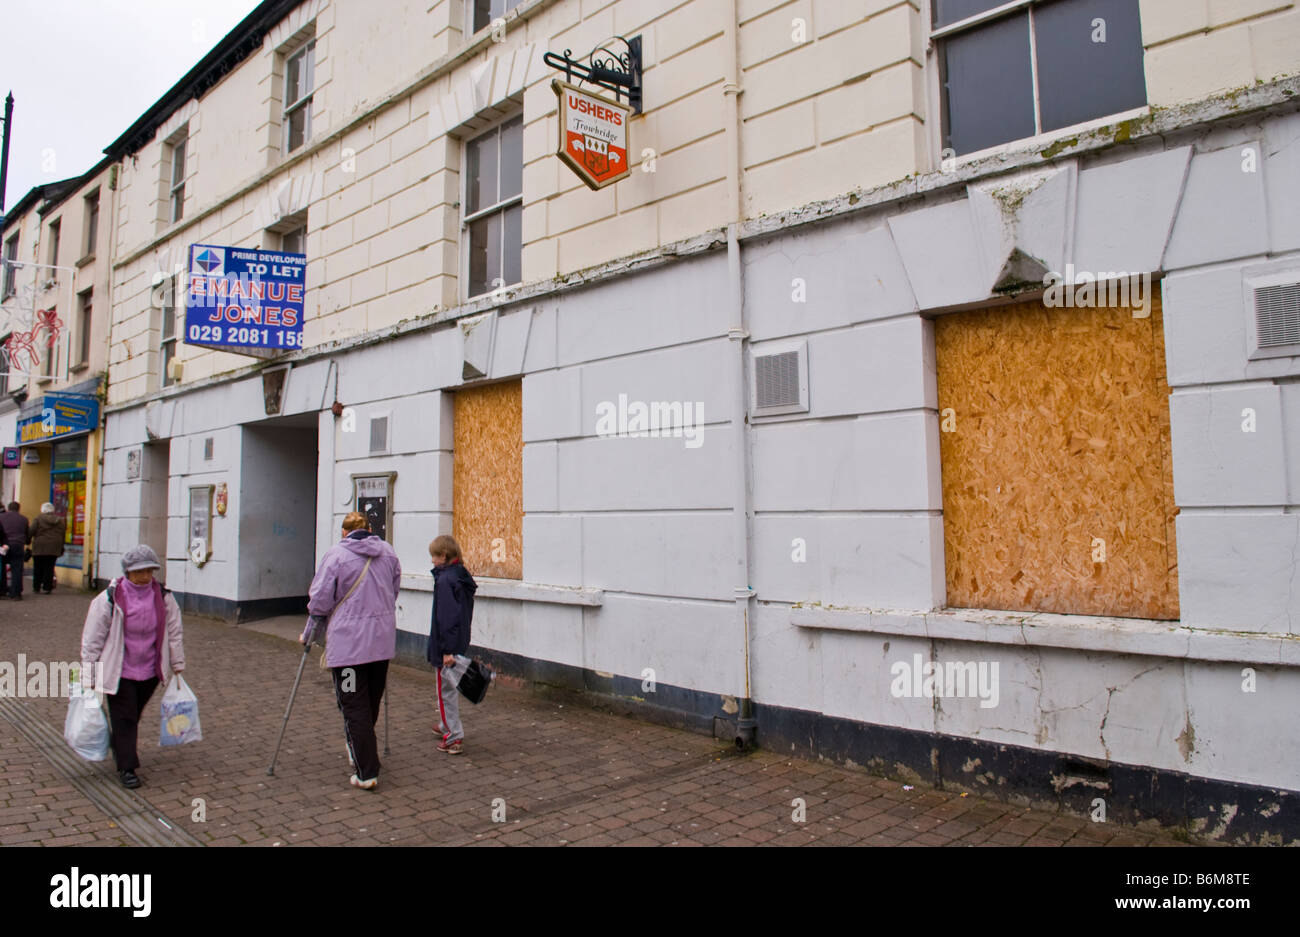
[
  {"xmin": 47, "ymin": 219, "xmax": 61, "ymax": 268},
  {"xmin": 471, "ymin": 0, "xmax": 524, "ymax": 34},
  {"xmin": 167, "ymin": 128, "xmax": 188, "ymax": 223},
  {"xmin": 76, "ymin": 288, "xmax": 93, "ymax": 369},
  {"xmin": 265, "ymin": 209, "xmax": 307, "ymax": 258},
  {"xmin": 160, "ymin": 275, "xmax": 178, "ymax": 388},
  {"xmin": 284, "ymin": 39, "xmax": 316, "ymax": 153},
  {"xmin": 2, "ymin": 234, "xmax": 18, "ymax": 298},
  {"xmin": 463, "ymin": 115, "xmax": 522, "ymax": 299},
  {"xmin": 934, "ymin": 0, "xmax": 1147, "ymax": 156},
  {"xmin": 281, "ymin": 223, "xmax": 306, "ymax": 255},
  {"xmin": 83, "ymin": 191, "xmax": 99, "ymax": 258}
]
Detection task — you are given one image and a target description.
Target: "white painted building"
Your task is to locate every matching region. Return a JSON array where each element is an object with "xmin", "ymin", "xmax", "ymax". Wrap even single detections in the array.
[{"xmin": 85, "ymin": 0, "xmax": 1300, "ymax": 841}]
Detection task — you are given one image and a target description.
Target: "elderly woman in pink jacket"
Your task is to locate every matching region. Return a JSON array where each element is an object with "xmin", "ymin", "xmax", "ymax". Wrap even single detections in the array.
[
  {"xmin": 80, "ymin": 545, "xmax": 185, "ymax": 790},
  {"xmin": 302, "ymin": 511, "xmax": 401, "ymax": 790}
]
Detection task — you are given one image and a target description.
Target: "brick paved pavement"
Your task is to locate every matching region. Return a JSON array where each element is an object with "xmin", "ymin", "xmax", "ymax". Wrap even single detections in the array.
[
  {"xmin": 0, "ymin": 716, "xmax": 134, "ymax": 847},
  {"xmin": 0, "ymin": 589, "xmax": 1199, "ymax": 846}
]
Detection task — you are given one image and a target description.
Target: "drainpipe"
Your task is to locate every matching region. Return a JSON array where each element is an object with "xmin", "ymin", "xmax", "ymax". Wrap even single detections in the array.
[
  {"xmin": 92, "ymin": 160, "xmax": 123, "ymax": 587},
  {"xmin": 722, "ymin": 0, "xmax": 756, "ymax": 750}
]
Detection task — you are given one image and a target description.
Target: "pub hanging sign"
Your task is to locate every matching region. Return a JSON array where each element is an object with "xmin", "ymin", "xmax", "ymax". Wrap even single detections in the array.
[{"xmin": 552, "ymin": 80, "xmax": 631, "ymax": 190}]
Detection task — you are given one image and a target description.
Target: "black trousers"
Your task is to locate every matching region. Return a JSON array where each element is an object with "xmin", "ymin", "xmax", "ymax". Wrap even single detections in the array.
[
  {"xmin": 32, "ymin": 555, "xmax": 57, "ymax": 592},
  {"xmin": 0, "ymin": 552, "xmax": 22, "ymax": 596},
  {"xmin": 332, "ymin": 660, "xmax": 388, "ymax": 781},
  {"xmin": 107, "ymin": 677, "xmax": 160, "ymax": 773}
]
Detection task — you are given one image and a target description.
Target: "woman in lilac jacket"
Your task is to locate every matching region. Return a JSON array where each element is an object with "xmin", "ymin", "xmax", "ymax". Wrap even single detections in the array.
[
  {"xmin": 80, "ymin": 545, "xmax": 185, "ymax": 790},
  {"xmin": 302, "ymin": 511, "xmax": 401, "ymax": 790}
]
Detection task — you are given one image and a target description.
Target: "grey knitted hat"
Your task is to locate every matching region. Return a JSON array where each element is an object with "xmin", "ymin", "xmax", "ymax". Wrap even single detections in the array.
[{"xmin": 121, "ymin": 545, "xmax": 163, "ymax": 573}]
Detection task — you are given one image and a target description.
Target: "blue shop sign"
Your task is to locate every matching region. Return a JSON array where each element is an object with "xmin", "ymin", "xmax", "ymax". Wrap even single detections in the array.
[
  {"xmin": 185, "ymin": 243, "xmax": 306, "ymax": 352},
  {"xmin": 17, "ymin": 393, "xmax": 99, "ymax": 445}
]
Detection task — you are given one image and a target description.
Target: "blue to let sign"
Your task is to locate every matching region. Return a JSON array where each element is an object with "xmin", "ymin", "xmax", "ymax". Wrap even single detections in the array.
[{"xmin": 185, "ymin": 243, "xmax": 306, "ymax": 351}]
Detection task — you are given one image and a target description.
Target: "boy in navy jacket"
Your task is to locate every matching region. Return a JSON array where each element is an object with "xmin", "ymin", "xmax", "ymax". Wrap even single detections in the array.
[{"xmin": 426, "ymin": 535, "xmax": 477, "ymax": 754}]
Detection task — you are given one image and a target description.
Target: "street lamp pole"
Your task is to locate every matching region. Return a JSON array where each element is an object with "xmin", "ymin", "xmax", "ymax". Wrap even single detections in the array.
[{"xmin": 0, "ymin": 92, "xmax": 13, "ymax": 225}]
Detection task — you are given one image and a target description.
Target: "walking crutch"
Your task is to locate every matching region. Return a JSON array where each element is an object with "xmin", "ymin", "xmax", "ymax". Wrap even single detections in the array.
[{"xmin": 267, "ymin": 622, "xmax": 318, "ymax": 776}]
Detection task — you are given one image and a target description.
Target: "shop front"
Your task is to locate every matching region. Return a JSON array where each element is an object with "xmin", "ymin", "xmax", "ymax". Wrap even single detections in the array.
[
  {"xmin": 14, "ymin": 383, "xmax": 101, "ymax": 588},
  {"xmin": 49, "ymin": 438, "xmax": 89, "ymax": 571}
]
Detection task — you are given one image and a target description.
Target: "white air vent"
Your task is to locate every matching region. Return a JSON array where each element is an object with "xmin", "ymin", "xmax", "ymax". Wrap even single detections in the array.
[
  {"xmin": 752, "ymin": 341, "xmax": 809, "ymax": 416},
  {"xmin": 1255, "ymin": 284, "xmax": 1300, "ymax": 348},
  {"xmin": 369, "ymin": 416, "xmax": 389, "ymax": 455},
  {"xmin": 1245, "ymin": 268, "xmax": 1300, "ymax": 360}
]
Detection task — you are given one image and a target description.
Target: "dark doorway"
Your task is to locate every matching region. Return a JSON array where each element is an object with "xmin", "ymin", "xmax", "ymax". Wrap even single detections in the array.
[{"xmin": 237, "ymin": 413, "xmax": 318, "ymax": 620}]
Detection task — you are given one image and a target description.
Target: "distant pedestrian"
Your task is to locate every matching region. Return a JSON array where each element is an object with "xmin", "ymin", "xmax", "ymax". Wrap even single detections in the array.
[
  {"xmin": 0, "ymin": 505, "xmax": 7, "ymax": 596},
  {"xmin": 29, "ymin": 502, "xmax": 66, "ymax": 594},
  {"xmin": 0, "ymin": 501, "xmax": 29, "ymax": 600},
  {"xmin": 426, "ymin": 534, "xmax": 477, "ymax": 755},
  {"xmin": 79, "ymin": 545, "xmax": 186, "ymax": 789},
  {"xmin": 303, "ymin": 511, "xmax": 400, "ymax": 790}
]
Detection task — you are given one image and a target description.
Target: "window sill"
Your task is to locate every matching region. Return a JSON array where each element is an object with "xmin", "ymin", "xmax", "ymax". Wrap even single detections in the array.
[
  {"xmin": 789, "ymin": 603, "xmax": 1300, "ymax": 667},
  {"xmin": 70, "ymin": 361, "xmax": 89, "ymax": 373},
  {"xmin": 75, "ymin": 253, "xmax": 95, "ymax": 268},
  {"xmin": 401, "ymin": 572, "xmax": 603, "ymax": 606},
  {"xmin": 943, "ymin": 106, "xmax": 1151, "ymax": 169},
  {"xmin": 465, "ymin": 280, "xmax": 524, "ymax": 305}
]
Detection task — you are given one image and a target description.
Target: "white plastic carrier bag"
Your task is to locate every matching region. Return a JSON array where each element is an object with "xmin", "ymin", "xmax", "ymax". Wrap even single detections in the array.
[
  {"xmin": 159, "ymin": 674, "xmax": 203, "ymax": 746},
  {"xmin": 63, "ymin": 683, "xmax": 110, "ymax": 761}
]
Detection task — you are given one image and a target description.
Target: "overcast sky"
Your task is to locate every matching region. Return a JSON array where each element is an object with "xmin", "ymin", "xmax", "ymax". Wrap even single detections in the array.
[{"xmin": 1, "ymin": 0, "xmax": 263, "ymax": 213}]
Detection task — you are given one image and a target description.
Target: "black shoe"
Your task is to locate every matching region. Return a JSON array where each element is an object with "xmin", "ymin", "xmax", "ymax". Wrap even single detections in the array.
[
  {"xmin": 119, "ymin": 770, "xmax": 141, "ymax": 789},
  {"xmin": 11, "ymin": 594, "xmax": 21, "ymax": 601}
]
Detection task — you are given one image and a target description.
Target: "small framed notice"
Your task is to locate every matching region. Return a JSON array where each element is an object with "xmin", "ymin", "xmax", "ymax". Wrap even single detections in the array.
[
  {"xmin": 352, "ymin": 472, "xmax": 397, "ymax": 543},
  {"xmin": 125, "ymin": 447, "xmax": 141, "ymax": 480},
  {"xmin": 189, "ymin": 485, "xmax": 214, "ymax": 566}
]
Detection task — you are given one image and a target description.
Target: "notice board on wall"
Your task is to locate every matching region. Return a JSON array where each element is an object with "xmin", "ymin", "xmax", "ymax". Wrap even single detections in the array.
[
  {"xmin": 189, "ymin": 485, "xmax": 213, "ymax": 566},
  {"xmin": 353, "ymin": 473, "xmax": 396, "ymax": 543}
]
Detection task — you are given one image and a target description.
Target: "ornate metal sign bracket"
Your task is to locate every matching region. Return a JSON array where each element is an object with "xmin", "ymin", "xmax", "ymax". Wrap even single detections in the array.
[{"xmin": 544, "ymin": 35, "xmax": 643, "ymax": 115}]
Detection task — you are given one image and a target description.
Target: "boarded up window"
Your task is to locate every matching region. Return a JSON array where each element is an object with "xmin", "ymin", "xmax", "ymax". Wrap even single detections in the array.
[
  {"xmin": 453, "ymin": 380, "xmax": 523, "ymax": 579},
  {"xmin": 935, "ymin": 286, "xmax": 1178, "ymax": 619}
]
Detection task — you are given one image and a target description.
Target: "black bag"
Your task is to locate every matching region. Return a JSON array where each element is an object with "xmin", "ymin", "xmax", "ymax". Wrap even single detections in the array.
[{"xmin": 456, "ymin": 659, "xmax": 493, "ymax": 704}]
